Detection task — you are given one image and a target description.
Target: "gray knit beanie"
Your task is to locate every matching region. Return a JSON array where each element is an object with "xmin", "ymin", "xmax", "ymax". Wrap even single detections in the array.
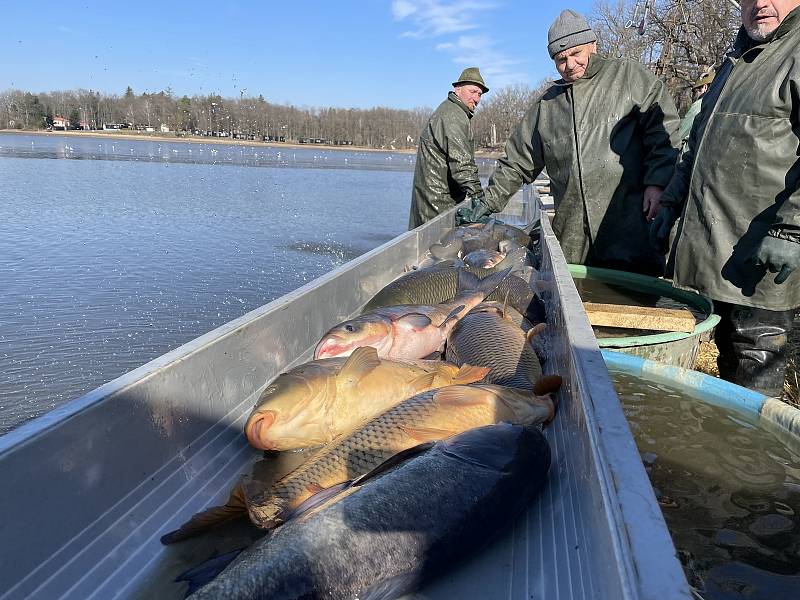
[{"xmin": 547, "ymin": 9, "xmax": 597, "ymax": 58}]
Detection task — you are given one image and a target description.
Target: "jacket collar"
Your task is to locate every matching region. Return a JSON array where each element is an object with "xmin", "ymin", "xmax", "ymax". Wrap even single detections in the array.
[
  {"xmin": 732, "ymin": 5, "xmax": 800, "ymax": 54},
  {"xmin": 448, "ymin": 91, "xmax": 474, "ymax": 118}
]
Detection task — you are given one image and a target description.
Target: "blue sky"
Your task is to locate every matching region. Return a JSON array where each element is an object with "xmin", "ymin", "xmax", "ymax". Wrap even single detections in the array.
[{"xmin": 1, "ymin": 1, "xmax": 595, "ymax": 109}]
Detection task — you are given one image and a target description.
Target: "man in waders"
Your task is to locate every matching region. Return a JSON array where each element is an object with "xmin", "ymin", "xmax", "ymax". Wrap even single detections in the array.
[
  {"xmin": 651, "ymin": 0, "xmax": 800, "ymax": 397},
  {"xmin": 458, "ymin": 9, "xmax": 680, "ymax": 276},
  {"xmin": 408, "ymin": 68, "xmax": 488, "ymax": 230}
]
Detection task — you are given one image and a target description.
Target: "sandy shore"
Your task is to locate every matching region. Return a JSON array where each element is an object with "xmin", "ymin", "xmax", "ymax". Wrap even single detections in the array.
[{"xmin": 0, "ymin": 128, "xmax": 501, "ymax": 158}]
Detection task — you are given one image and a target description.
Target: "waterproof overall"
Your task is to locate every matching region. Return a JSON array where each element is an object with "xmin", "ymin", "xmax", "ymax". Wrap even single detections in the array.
[
  {"xmin": 483, "ymin": 55, "xmax": 680, "ymax": 276},
  {"xmin": 660, "ymin": 11, "xmax": 800, "ymax": 396}
]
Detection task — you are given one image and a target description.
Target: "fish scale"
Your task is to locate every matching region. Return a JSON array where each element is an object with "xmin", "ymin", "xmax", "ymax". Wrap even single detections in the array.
[
  {"xmin": 363, "ymin": 267, "xmax": 541, "ymax": 322},
  {"xmin": 447, "ymin": 310, "xmax": 542, "ymax": 389},
  {"xmin": 244, "ymin": 384, "xmax": 553, "ymax": 528}
]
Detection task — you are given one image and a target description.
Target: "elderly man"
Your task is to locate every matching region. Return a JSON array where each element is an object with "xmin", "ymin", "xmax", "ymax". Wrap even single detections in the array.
[
  {"xmin": 651, "ymin": 0, "xmax": 800, "ymax": 397},
  {"xmin": 458, "ymin": 9, "xmax": 680, "ymax": 275},
  {"xmin": 408, "ymin": 67, "xmax": 488, "ymax": 229}
]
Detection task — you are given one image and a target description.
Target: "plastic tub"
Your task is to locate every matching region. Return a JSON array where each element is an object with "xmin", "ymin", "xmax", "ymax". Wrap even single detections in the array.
[{"xmin": 570, "ymin": 265, "xmax": 721, "ymax": 369}]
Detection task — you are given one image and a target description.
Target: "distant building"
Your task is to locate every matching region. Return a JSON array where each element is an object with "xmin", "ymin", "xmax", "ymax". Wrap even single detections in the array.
[
  {"xmin": 160, "ymin": 124, "xmax": 170, "ymax": 133},
  {"xmin": 52, "ymin": 115, "xmax": 69, "ymax": 130}
]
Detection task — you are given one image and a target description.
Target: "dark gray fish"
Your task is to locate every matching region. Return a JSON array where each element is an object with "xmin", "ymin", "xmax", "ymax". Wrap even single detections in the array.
[
  {"xmin": 364, "ymin": 267, "xmax": 544, "ymax": 323},
  {"xmin": 446, "ymin": 302, "xmax": 543, "ymax": 389},
  {"xmin": 185, "ymin": 423, "xmax": 551, "ymax": 600}
]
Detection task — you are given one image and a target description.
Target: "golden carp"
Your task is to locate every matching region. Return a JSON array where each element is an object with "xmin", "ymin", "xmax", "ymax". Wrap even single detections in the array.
[
  {"xmin": 244, "ymin": 346, "xmax": 489, "ymax": 451},
  {"xmin": 244, "ymin": 381, "xmax": 559, "ymax": 529},
  {"xmin": 314, "ymin": 268, "xmax": 510, "ymax": 360}
]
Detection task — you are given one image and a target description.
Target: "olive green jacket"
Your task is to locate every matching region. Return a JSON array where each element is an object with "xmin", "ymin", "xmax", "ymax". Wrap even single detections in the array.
[
  {"xmin": 660, "ymin": 9, "xmax": 800, "ymax": 310},
  {"xmin": 484, "ymin": 55, "xmax": 680, "ymax": 275},
  {"xmin": 409, "ymin": 92, "xmax": 484, "ymax": 229}
]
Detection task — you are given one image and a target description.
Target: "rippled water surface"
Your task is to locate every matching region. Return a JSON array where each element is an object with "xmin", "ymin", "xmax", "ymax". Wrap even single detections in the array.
[
  {"xmin": 612, "ymin": 371, "xmax": 800, "ymax": 598},
  {"xmin": 0, "ymin": 133, "xmax": 495, "ymax": 434}
]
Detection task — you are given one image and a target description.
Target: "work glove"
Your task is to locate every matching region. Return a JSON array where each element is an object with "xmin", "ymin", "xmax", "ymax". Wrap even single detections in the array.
[
  {"xmin": 649, "ymin": 205, "xmax": 680, "ymax": 253},
  {"xmin": 456, "ymin": 196, "xmax": 492, "ymax": 226},
  {"xmin": 748, "ymin": 230, "xmax": 800, "ymax": 285}
]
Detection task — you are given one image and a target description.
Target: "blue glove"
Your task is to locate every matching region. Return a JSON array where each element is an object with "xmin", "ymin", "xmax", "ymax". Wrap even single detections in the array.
[
  {"xmin": 456, "ymin": 197, "xmax": 492, "ymax": 226},
  {"xmin": 649, "ymin": 205, "xmax": 680, "ymax": 253},
  {"xmin": 749, "ymin": 231, "xmax": 800, "ymax": 285}
]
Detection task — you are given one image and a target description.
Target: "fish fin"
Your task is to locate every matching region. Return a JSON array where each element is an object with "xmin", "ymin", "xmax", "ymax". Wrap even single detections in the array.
[
  {"xmin": 432, "ymin": 385, "xmax": 491, "ymax": 407},
  {"xmin": 395, "ymin": 312, "xmax": 433, "ymax": 333},
  {"xmin": 442, "ymin": 304, "xmax": 466, "ymax": 327},
  {"xmin": 476, "ymin": 267, "xmax": 513, "ymax": 298},
  {"xmin": 338, "ymin": 346, "xmax": 382, "ymax": 383},
  {"xmin": 175, "ymin": 549, "xmax": 245, "ymax": 597},
  {"xmin": 160, "ymin": 482, "xmax": 248, "ymax": 545},
  {"xmin": 282, "ymin": 481, "xmax": 352, "ymax": 523},
  {"xmin": 541, "ymin": 392, "xmax": 559, "ymax": 427},
  {"xmin": 455, "ymin": 267, "xmax": 481, "ymax": 295},
  {"xmin": 350, "ymin": 441, "xmax": 437, "ymax": 487},
  {"xmin": 534, "ymin": 375, "xmax": 563, "ymax": 396},
  {"xmin": 306, "ymin": 482, "xmax": 325, "ymax": 495},
  {"xmin": 450, "ymin": 363, "xmax": 491, "ymax": 385},
  {"xmin": 526, "ymin": 323, "xmax": 547, "ymax": 343},
  {"xmin": 410, "ymin": 372, "xmax": 438, "ymax": 390},
  {"xmin": 398, "ymin": 424, "xmax": 456, "ymax": 443},
  {"xmin": 430, "ymin": 240, "xmax": 461, "ymax": 260}
]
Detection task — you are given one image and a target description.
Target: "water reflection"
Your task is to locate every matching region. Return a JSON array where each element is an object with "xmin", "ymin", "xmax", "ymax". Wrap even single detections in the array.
[
  {"xmin": 613, "ymin": 371, "xmax": 800, "ymax": 598},
  {"xmin": 0, "ymin": 132, "xmax": 425, "ymax": 433}
]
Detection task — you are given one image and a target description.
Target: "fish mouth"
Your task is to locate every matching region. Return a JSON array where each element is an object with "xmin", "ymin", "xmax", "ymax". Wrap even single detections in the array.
[
  {"xmin": 314, "ymin": 336, "xmax": 358, "ymax": 359},
  {"xmin": 245, "ymin": 410, "xmax": 277, "ymax": 450}
]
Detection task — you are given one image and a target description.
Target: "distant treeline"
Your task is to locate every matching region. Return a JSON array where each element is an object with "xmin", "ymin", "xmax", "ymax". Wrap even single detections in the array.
[{"xmin": 0, "ymin": 82, "xmax": 550, "ymax": 151}]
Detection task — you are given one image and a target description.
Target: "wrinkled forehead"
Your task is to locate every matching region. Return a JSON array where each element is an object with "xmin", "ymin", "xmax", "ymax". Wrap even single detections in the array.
[{"xmin": 553, "ymin": 42, "xmax": 594, "ymax": 61}]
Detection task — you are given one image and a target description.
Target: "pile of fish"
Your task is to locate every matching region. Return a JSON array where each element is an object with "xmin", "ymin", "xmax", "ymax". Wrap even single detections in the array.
[{"xmin": 162, "ymin": 220, "xmax": 560, "ymax": 599}]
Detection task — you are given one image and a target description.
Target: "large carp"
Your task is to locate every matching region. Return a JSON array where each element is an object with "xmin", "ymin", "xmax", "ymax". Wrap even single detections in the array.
[
  {"xmin": 364, "ymin": 266, "xmax": 544, "ymax": 323},
  {"xmin": 184, "ymin": 423, "xmax": 552, "ymax": 600},
  {"xmin": 244, "ymin": 346, "xmax": 489, "ymax": 451},
  {"xmin": 244, "ymin": 381, "xmax": 558, "ymax": 529},
  {"xmin": 446, "ymin": 302, "xmax": 544, "ymax": 389},
  {"xmin": 314, "ymin": 268, "xmax": 510, "ymax": 361}
]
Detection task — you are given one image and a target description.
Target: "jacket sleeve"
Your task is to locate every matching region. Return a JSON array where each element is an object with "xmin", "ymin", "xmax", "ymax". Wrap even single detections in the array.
[
  {"xmin": 483, "ymin": 103, "xmax": 546, "ymax": 213},
  {"xmin": 773, "ymin": 78, "xmax": 800, "ymax": 230},
  {"xmin": 431, "ymin": 112, "xmax": 484, "ymax": 200},
  {"xmin": 635, "ymin": 69, "xmax": 680, "ymax": 189},
  {"xmin": 659, "ymin": 89, "xmax": 712, "ymax": 210}
]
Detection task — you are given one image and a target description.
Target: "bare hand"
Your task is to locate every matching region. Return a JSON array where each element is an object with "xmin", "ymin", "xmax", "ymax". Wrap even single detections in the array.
[{"xmin": 643, "ymin": 185, "xmax": 664, "ymax": 222}]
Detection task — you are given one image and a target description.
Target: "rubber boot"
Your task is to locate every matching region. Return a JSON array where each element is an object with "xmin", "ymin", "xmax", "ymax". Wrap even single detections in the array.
[{"xmin": 714, "ymin": 302, "xmax": 793, "ymax": 397}]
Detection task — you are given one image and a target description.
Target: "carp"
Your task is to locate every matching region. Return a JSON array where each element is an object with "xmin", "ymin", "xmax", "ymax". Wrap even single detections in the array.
[
  {"xmin": 244, "ymin": 346, "xmax": 489, "ymax": 451},
  {"xmin": 363, "ymin": 267, "xmax": 544, "ymax": 323},
  {"xmin": 183, "ymin": 423, "xmax": 552, "ymax": 600},
  {"xmin": 314, "ymin": 268, "xmax": 511, "ymax": 361},
  {"xmin": 446, "ymin": 302, "xmax": 545, "ymax": 389},
  {"xmin": 244, "ymin": 381, "xmax": 558, "ymax": 529}
]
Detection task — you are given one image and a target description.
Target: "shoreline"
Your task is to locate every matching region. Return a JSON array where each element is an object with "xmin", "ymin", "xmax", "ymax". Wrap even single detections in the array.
[{"xmin": 0, "ymin": 129, "xmax": 501, "ymax": 158}]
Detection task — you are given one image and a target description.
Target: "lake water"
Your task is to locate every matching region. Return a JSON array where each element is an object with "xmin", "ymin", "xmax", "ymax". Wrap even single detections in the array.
[{"xmin": 0, "ymin": 132, "xmax": 495, "ymax": 434}]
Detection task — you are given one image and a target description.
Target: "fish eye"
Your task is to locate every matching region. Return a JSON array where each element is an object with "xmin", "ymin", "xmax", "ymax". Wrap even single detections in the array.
[{"xmin": 344, "ymin": 324, "xmax": 356, "ymax": 332}]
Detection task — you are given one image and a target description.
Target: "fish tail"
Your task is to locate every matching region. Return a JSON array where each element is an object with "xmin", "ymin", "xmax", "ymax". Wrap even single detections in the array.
[
  {"xmin": 175, "ymin": 549, "xmax": 244, "ymax": 597},
  {"xmin": 160, "ymin": 482, "xmax": 248, "ymax": 545},
  {"xmin": 534, "ymin": 375, "xmax": 562, "ymax": 396},
  {"xmin": 526, "ymin": 323, "xmax": 547, "ymax": 344},
  {"xmin": 475, "ymin": 267, "xmax": 513, "ymax": 298},
  {"xmin": 449, "ymin": 363, "xmax": 491, "ymax": 385}
]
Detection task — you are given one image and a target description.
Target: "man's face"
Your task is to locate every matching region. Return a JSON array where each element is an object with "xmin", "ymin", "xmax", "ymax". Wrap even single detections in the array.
[
  {"xmin": 554, "ymin": 42, "xmax": 598, "ymax": 83},
  {"xmin": 454, "ymin": 84, "xmax": 484, "ymax": 110},
  {"xmin": 741, "ymin": 0, "xmax": 800, "ymax": 41}
]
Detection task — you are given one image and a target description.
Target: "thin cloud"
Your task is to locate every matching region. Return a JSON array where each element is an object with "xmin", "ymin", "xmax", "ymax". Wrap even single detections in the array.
[
  {"xmin": 392, "ymin": 1, "xmax": 528, "ymax": 87},
  {"xmin": 392, "ymin": 0, "xmax": 494, "ymax": 36}
]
